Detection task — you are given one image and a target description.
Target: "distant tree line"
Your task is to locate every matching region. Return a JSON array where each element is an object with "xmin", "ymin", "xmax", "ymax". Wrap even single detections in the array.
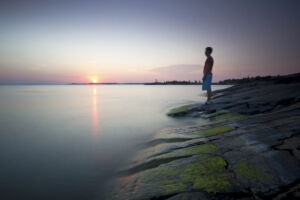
[
  {"xmin": 144, "ymin": 73, "xmax": 300, "ymax": 85},
  {"xmin": 145, "ymin": 80, "xmax": 202, "ymax": 85},
  {"xmin": 217, "ymin": 75, "xmax": 281, "ymax": 84}
]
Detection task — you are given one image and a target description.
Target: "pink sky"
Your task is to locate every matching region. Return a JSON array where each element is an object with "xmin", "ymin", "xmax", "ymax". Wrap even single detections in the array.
[{"xmin": 0, "ymin": 0, "xmax": 299, "ymax": 84}]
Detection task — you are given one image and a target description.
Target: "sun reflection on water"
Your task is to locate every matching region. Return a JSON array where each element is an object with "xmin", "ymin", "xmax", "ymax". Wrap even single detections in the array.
[{"xmin": 92, "ymin": 86, "xmax": 100, "ymax": 140}]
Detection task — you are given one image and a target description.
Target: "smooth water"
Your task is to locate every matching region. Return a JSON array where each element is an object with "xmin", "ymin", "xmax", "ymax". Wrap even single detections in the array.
[{"xmin": 0, "ymin": 85, "xmax": 228, "ymax": 200}]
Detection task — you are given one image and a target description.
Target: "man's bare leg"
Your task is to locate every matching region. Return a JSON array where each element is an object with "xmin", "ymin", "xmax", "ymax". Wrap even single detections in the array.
[{"xmin": 207, "ymin": 90, "xmax": 211, "ymax": 101}]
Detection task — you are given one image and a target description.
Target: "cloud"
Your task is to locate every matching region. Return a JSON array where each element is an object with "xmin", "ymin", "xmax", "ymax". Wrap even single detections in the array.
[{"xmin": 149, "ymin": 64, "xmax": 202, "ymax": 81}]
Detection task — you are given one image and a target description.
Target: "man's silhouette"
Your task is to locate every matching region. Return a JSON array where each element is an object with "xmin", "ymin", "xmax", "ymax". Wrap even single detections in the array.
[{"xmin": 202, "ymin": 47, "xmax": 214, "ymax": 103}]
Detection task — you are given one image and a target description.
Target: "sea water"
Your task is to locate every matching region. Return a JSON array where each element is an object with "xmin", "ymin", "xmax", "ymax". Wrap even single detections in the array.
[{"xmin": 0, "ymin": 85, "xmax": 229, "ymax": 200}]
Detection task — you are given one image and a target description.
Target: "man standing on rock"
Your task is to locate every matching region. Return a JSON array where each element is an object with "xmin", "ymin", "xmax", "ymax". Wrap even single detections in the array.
[{"xmin": 202, "ymin": 47, "xmax": 214, "ymax": 104}]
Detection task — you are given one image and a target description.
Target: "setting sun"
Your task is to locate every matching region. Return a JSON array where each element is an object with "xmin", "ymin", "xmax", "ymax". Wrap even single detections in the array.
[{"xmin": 89, "ymin": 76, "xmax": 99, "ymax": 83}]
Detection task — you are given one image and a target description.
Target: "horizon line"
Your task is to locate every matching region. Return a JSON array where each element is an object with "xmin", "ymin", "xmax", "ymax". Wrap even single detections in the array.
[{"xmin": 1, "ymin": 72, "xmax": 298, "ymax": 85}]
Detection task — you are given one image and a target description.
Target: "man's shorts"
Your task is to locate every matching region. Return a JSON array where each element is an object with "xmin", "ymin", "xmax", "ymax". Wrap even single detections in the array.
[{"xmin": 202, "ymin": 74, "xmax": 212, "ymax": 91}]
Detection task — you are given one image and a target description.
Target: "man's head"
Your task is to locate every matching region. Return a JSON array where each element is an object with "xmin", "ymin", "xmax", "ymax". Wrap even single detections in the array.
[{"xmin": 205, "ymin": 47, "xmax": 213, "ymax": 56}]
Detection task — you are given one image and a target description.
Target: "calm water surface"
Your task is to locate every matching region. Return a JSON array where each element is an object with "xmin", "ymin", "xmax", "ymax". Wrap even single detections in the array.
[{"xmin": 0, "ymin": 85, "xmax": 229, "ymax": 200}]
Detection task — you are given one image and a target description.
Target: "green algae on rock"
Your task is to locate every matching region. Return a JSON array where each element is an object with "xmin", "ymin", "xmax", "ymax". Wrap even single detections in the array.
[
  {"xmin": 152, "ymin": 144, "xmax": 218, "ymax": 160},
  {"xmin": 218, "ymin": 113, "xmax": 249, "ymax": 120},
  {"xmin": 193, "ymin": 126, "xmax": 235, "ymax": 137},
  {"xmin": 205, "ymin": 112, "xmax": 248, "ymax": 121},
  {"xmin": 181, "ymin": 156, "xmax": 232, "ymax": 193},
  {"xmin": 130, "ymin": 165, "xmax": 188, "ymax": 198},
  {"xmin": 168, "ymin": 104, "xmax": 194, "ymax": 116},
  {"xmin": 141, "ymin": 166, "xmax": 180, "ymax": 182},
  {"xmin": 235, "ymin": 160, "xmax": 266, "ymax": 182},
  {"xmin": 204, "ymin": 111, "xmax": 223, "ymax": 118},
  {"xmin": 115, "ymin": 156, "xmax": 232, "ymax": 199},
  {"xmin": 164, "ymin": 180, "xmax": 187, "ymax": 194}
]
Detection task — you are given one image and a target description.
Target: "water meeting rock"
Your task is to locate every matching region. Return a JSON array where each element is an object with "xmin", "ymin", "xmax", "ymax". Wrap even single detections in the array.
[{"xmin": 107, "ymin": 74, "xmax": 300, "ymax": 200}]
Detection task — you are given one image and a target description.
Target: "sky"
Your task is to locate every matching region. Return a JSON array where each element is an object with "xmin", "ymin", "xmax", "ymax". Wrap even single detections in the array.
[{"xmin": 0, "ymin": 0, "xmax": 300, "ymax": 83}]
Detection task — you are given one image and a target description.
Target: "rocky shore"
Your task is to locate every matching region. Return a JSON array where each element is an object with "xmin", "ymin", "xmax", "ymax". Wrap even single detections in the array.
[{"xmin": 108, "ymin": 73, "xmax": 300, "ymax": 200}]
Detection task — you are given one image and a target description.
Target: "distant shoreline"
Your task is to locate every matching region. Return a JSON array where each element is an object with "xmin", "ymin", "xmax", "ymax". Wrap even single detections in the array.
[{"xmin": 1, "ymin": 73, "xmax": 298, "ymax": 85}]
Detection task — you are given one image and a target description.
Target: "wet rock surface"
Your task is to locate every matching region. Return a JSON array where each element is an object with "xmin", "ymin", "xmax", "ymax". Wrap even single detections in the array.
[{"xmin": 107, "ymin": 76, "xmax": 300, "ymax": 200}]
